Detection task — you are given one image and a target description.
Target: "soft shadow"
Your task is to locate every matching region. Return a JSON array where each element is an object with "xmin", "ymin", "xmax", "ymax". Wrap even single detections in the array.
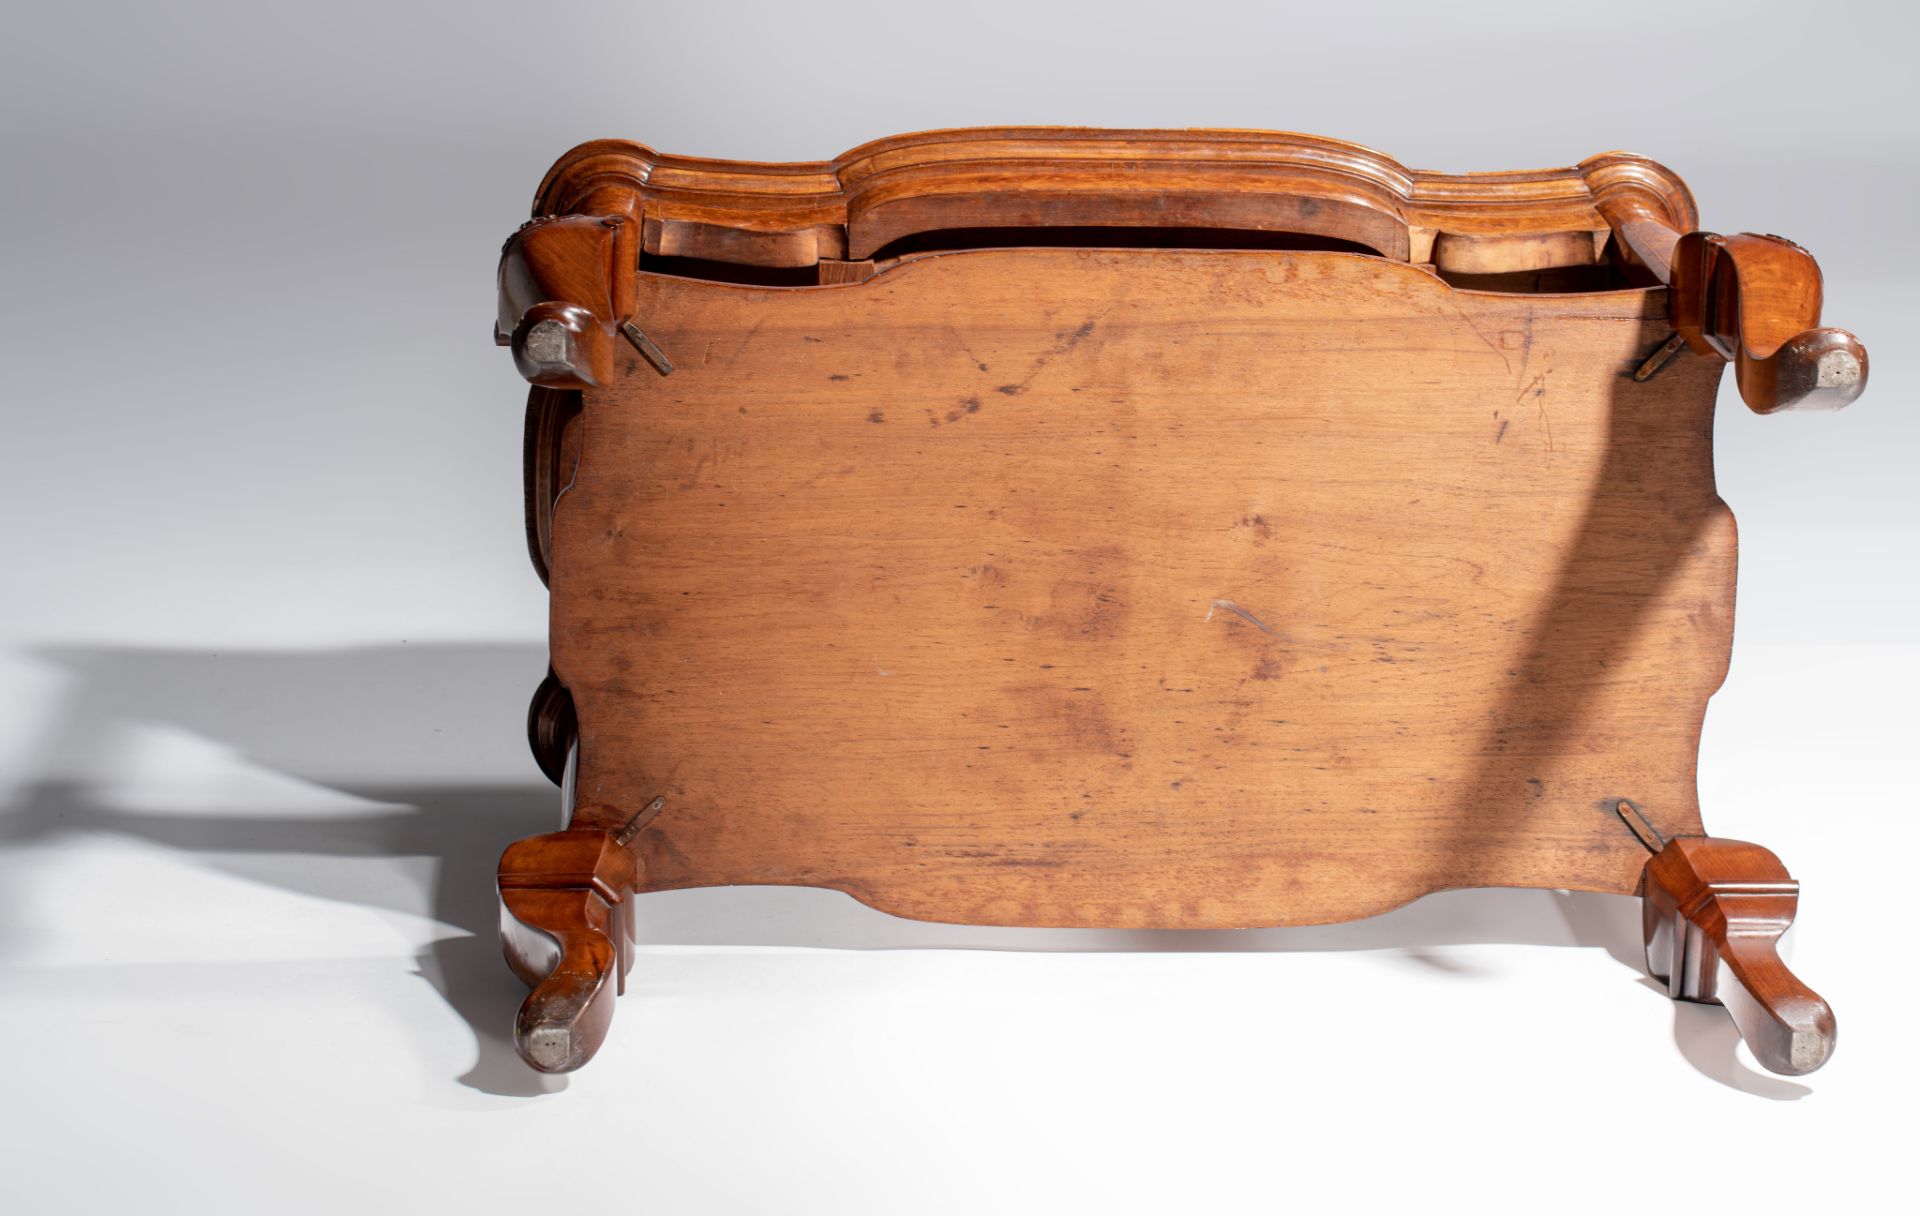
[
  {"xmin": 1641, "ymin": 978, "xmax": 1812, "ymax": 1100},
  {"xmin": 3, "ymin": 643, "xmax": 1750, "ymax": 1096},
  {"xmin": 1419, "ymin": 346, "xmax": 1794, "ymax": 1096},
  {"xmin": 629, "ymin": 878, "xmax": 1645, "ymax": 959},
  {"xmin": 5, "ymin": 643, "xmax": 564, "ymax": 1097},
  {"xmin": 2, "ymin": 776, "xmax": 560, "ymax": 1096},
  {"xmin": 1442, "ymin": 347, "xmax": 1728, "ymax": 863}
]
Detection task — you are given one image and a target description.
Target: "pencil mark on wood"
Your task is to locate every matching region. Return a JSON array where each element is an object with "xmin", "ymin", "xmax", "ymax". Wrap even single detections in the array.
[
  {"xmin": 1518, "ymin": 372, "xmax": 1553, "ymax": 450},
  {"xmin": 996, "ymin": 316, "xmax": 1103, "ymax": 397},
  {"xmin": 1206, "ymin": 599, "xmax": 1275, "ymax": 634}
]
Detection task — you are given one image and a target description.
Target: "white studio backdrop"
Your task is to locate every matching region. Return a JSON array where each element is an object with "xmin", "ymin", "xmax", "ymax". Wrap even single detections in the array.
[{"xmin": 1, "ymin": 2, "xmax": 1915, "ymax": 1211}]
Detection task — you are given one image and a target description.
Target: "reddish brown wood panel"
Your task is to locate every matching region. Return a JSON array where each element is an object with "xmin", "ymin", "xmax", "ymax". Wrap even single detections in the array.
[
  {"xmin": 1641, "ymin": 836, "xmax": 1836, "ymax": 1075},
  {"xmin": 547, "ymin": 248, "xmax": 1731, "ymax": 928},
  {"xmin": 532, "ymin": 129, "xmax": 1695, "ymax": 275}
]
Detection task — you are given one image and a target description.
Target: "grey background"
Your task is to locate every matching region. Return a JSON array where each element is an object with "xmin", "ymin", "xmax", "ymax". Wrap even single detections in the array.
[
  {"xmin": 1, "ymin": 0, "xmax": 1913, "ymax": 659},
  {"xmin": 0, "ymin": 5, "xmax": 1914, "ymax": 1204}
]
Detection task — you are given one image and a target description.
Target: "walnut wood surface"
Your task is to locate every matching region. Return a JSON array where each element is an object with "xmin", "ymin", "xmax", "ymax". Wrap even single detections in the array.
[
  {"xmin": 1642, "ymin": 837, "xmax": 1835, "ymax": 1074},
  {"xmin": 503, "ymin": 127, "xmax": 1864, "ymax": 412},
  {"xmin": 550, "ymin": 249, "xmax": 1730, "ymax": 927},
  {"xmin": 530, "ymin": 129, "xmax": 1695, "ymax": 277},
  {"xmin": 497, "ymin": 216, "xmax": 637, "ymax": 391},
  {"xmin": 523, "ymin": 386, "xmax": 582, "ymax": 584},
  {"xmin": 497, "ymin": 127, "xmax": 1864, "ymax": 1073},
  {"xmin": 498, "ymin": 829, "xmax": 634, "ymax": 1073},
  {"xmin": 1668, "ymin": 232, "xmax": 1866, "ymax": 413},
  {"xmin": 1592, "ymin": 194, "xmax": 1868, "ymax": 413}
]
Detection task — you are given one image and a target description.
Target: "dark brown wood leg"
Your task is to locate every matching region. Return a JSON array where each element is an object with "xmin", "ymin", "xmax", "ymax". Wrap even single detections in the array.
[
  {"xmin": 498, "ymin": 829, "xmax": 637, "ymax": 1073},
  {"xmin": 1641, "ymin": 836, "xmax": 1836, "ymax": 1075},
  {"xmin": 525, "ymin": 668, "xmax": 576, "ymax": 788}
]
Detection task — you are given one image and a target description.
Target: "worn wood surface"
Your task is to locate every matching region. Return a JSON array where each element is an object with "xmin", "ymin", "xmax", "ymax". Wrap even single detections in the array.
[
  {"xmin": 496, "ymin": 127, "xmax": 1867, "ymax": 1073},
  {"xmin": 548, "ymin": 248, "xmax": 1733, "ymax": 928},
  {"xmin": 501, "ymin": 128, "xmax": 1864, "ymax": 413},
  {"xmin": 530, "ymin": 129, "xmax": 1697, "ymax": 278}
]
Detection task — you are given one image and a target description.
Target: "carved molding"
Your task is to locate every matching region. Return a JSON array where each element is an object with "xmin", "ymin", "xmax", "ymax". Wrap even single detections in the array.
[{"xmin": 527, "ymin": 128, "xmax": 1698, "ymax": 272}]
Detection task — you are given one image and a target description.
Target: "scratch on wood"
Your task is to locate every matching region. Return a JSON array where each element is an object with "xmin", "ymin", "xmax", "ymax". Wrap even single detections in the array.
[
  {"xmin": 951, "ymin": 331, "xmax": 990, "ymax": 373},
  {"xmin": 1454, "ymin": 307, "xmax": 1512, "ymax": 375},
  {"xmin": 1517, "ymin": 371, "xmax": 1552, "ymax": 450},
  {"xmin": 1206, "ymin": 599, "xmax": 1275, "ymax": 634},
  {"xmin": 997, "ymin": 315, "xmax": 1103, "ymax": 396},
  {"xmin": 729, "ymin": 318, "xmax": 766, "ymax": 362}
]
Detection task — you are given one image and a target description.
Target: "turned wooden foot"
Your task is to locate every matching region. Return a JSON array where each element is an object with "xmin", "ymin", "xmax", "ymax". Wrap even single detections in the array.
[
  {"xmin": 1641, "ymin": 836, "xmax": 1836, "ymax": 1076},
  {"xmin": 498, "ymin": 828, "xmax": 637, "ymax": 1073}
]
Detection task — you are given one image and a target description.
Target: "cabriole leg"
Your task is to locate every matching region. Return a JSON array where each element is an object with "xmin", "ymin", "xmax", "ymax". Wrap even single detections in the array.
[
  {"xmin": 498, "ymin": 829, "xmax": 637, "ymax": 1073},
  {"xmin": 1641, "ymin": 836, "xmax": 1836, "ymax": 1076}
]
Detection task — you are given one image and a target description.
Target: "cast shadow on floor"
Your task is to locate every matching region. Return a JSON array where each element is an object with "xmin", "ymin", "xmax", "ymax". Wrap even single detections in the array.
[{"xmin": 0, "ymin": 643, "xmax": 1808, "ymax": 1099}]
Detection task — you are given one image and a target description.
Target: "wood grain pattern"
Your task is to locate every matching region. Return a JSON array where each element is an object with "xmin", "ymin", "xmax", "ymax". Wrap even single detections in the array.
[
  {"xmin": 530, "ymin": 129, "xmax": 1695, "ymax": 275},
  {"xmin": 550, "ymin": 248, "xmax": 1732, "ymax": 928},
  {"xmin": 496, "ymin": 127, "xmax": 1861, "ymax": 1074}
]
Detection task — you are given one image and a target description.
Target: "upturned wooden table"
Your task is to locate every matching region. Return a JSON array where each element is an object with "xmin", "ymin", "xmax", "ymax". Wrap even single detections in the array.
[{"xmin": 492, "ymin": 128, "xmax": 1866, "ymax": 1075}]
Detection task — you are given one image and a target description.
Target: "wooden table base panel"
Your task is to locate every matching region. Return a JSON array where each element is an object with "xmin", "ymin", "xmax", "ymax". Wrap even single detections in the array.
[{"xmin": 493, "ymin": 128, "xmax": 1863, "ymax": 1075}]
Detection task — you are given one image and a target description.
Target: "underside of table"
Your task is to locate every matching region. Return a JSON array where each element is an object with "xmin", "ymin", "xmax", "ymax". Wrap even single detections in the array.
[{"xmin": 493, "ymin": 128, "xmax": 1865, "ymax": 1075}]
